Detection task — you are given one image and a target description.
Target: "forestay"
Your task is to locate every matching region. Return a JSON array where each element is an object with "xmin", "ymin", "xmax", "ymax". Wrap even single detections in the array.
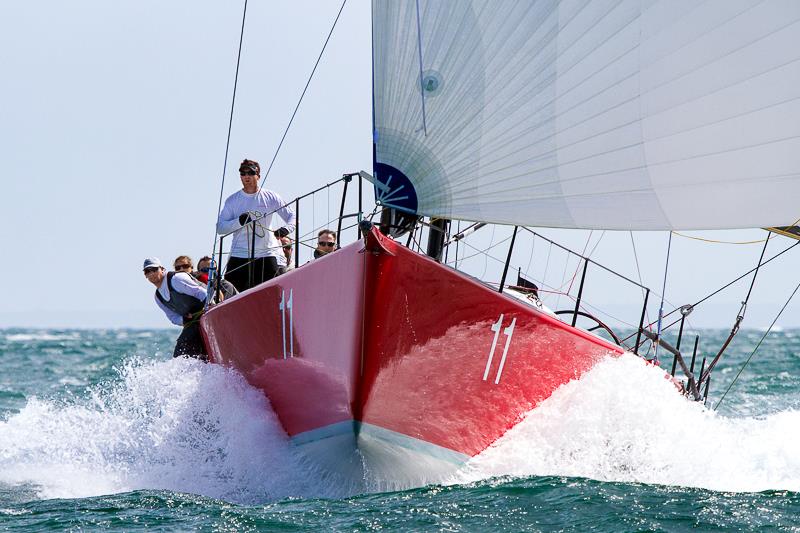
[{"xmin": 371, "ymin": 0, "xmax": 800, "ymax": 230}]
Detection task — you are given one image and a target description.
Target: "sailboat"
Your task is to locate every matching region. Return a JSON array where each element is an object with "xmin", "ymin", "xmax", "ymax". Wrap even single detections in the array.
[{"xmin": 201, "ymin": 1, "xmax": 800, "ymax": 492}]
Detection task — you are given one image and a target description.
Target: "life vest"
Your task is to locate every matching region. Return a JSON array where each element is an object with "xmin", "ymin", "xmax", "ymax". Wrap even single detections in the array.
[{"xmin": 155, "ymin": 272, "xmax": 205, "ymax": 318}]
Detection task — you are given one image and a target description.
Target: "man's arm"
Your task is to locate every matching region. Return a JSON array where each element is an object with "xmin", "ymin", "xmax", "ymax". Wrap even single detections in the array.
[
  {"xmin": 271, "ymin": 192, "xmax": 296, "ymax": 235},
  {"xmin": 216, "ymin": 195, "xmax": 245, "ymax": 235},
  {"xmin": 171, "ymin": 273, "xmax": 208, "ymax": 302}
]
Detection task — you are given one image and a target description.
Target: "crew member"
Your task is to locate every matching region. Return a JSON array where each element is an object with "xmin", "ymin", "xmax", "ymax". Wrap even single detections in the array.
[
  {"xmin": 278, "ymin": 236, "xmax": 294, "ymax": 273},
  {"xmin": 216, "ymin": 159, "xmax": 296, "ymax": 292},
  {"xmin": 197, "ymin": 255, "xmax": 238, "ymax": 301},
  {"xmin": 314, "ymin": 229, "xmax": 337, "ymax": 259},
  {"xmin": 143, "ymin": 257, "xmax": 208, "ymax": 360}
]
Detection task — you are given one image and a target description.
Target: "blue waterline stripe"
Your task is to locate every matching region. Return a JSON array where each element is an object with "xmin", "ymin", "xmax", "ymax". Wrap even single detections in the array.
[{"xmin": 291, "ymin": 420, "xmax": 470, "ymax": 466}]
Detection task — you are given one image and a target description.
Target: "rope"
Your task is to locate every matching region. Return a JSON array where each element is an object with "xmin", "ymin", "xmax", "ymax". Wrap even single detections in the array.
[
  {"xmin": 715, "ymin": 277, "xmax": 800, "ymax": 411},
  {"xmin": 671, "ymin": 232, "xmax": 769, "ymax": 245},
  {"xmin": 672, "ymin": 217, "xmax": 800, "ymax": 245},
  {"xmin": 260, "ymin": 0, "xmax": 348, "ymax": 187}
]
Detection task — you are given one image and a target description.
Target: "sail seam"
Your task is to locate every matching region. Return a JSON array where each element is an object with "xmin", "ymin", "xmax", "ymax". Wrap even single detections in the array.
[
  {"xmin": 441, "ymin": 53, "xmax": 800, "ymax": 185},
  {"xmin": 414, "ymin": 0, "xmax": 428, "ymax": 136},
  {"xmin": 448, "ymin": 170, "xmax": 800, "ymax": 204}
]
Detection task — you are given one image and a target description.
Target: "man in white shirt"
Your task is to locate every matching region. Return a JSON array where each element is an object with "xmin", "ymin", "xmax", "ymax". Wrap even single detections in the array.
[
  {"xmin": 216, "ymin": 159, "xmax": 296, "ymax": 292},
  {"xmin": 143, "ymin": 257, "xmax": 208, "ymax": 359}
]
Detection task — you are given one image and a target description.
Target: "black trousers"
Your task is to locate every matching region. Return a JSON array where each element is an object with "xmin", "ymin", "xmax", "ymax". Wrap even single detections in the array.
[
  {"xmin": 174, "ymin": 321, "xmax": 207, "ymax": 360},
  {"xmin": 224, "ymin": 256, "xmax": 280, "ymax": 293}
]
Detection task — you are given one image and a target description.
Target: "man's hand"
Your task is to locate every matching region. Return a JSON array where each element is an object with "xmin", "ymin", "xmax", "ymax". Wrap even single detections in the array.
[
  {"xmin": 274, "ymin": 227, "xmax": 289, "ymax": 238},
  {"xmin": 239, "ymin": 212, "xmax": 252, "ymax": 226}
]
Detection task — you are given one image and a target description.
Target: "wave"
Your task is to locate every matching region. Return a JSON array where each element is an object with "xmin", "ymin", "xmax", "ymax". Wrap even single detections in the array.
[
  {"xmin": 2, "ymin": 350, "xmax": 798, "ymax": 503},
  {"xmin": 4, "ymin": 332, "xmax": 81, "ymax": 342},
  {"xmin": 0, "ymin": 358, "xmax": 339, "ymax": 503},
  {"xmin": 456, "ymin": 353, "xmax": 800, "ymax": 493}
]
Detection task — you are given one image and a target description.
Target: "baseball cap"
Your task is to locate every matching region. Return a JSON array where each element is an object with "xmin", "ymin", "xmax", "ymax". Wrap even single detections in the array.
[{"xmin": 142, "ymin": 257, "xmax": 163, "ymax": 271}]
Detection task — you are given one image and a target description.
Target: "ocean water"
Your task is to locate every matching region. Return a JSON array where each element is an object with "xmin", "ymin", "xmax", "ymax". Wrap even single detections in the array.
[{"xmin": 1, "ymin": 328, "xmax": 799, "ymax": 531}]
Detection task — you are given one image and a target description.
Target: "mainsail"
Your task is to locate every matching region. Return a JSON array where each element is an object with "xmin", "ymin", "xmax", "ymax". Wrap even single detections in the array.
[{"xmin": 372, "ymin": 0, "xmax": 800, "ymax": 230}]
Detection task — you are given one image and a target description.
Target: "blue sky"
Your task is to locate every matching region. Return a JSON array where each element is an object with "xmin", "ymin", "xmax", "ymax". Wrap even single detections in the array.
[{"xmin": 1, "ymin": 0, "xmax": 798, "ymax": 330}]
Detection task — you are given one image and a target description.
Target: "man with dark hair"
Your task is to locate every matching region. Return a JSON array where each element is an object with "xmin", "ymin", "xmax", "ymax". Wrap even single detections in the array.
[
  {"xmin": 196, "ymin": 255, "xmax": 238, "ymax": 301},
  {"xmin": 314, "ymin": 229, "xmax": 337, "ymax": 259},
  {"xmin": 143, "ymin": 257, "xmax": 208, "ymax": 360},
  {"xmin": 216, "ymin": 158, "xmax": 296, "ymax": 292}
]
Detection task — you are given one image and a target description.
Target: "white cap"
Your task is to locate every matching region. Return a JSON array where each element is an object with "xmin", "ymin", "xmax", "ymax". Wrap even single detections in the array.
[{"xmin": 142, "ymin": 257, "xmax": 163, "ymax": 270}]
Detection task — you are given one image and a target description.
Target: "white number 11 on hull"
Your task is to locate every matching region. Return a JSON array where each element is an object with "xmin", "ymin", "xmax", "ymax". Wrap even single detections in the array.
[
  {"xmin": 483, "ymin": 314, "xmax": 516, "ymax": 384},
  {"xmin": 279, "ymin": 288, "xmax": 294, "ymax": 359}
]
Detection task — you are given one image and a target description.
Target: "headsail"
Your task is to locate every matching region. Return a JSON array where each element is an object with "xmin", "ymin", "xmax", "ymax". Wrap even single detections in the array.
[{"xmin": 372, "ymin": 0, "xmax": 800, "ymax": 230}]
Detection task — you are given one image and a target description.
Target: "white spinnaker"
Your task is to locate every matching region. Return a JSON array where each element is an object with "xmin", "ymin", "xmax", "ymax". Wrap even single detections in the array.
[{"xmin": 372, "ymin": 0, "xmax": 800, "ymax": 230}]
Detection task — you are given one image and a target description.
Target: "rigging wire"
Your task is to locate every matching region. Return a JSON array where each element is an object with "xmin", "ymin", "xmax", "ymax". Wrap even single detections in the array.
[
  {"xmin": 260, "ymin": 0, "xmax": 348, "ymax": 187},
  {"xmin": 586, "ymin": 230, "xmax": 606, "ymax": 258},
  {"xmin": 714, "ymin": 276, "xmax": 800, "ymax": 411},
  {"xmin": 555, "ymin": 252, "xmax": 571, "ymax": 310},
  {"xmin": 525, "ymin": 233, "xmax": 536, "ymax": 277},
  {"xmin": 454, "ymin": 220, "xmax": 461, "ymax": 269},
  {"xmin": 698, "ymin": 232, "xmax": 772, "ymax": 386},
  {"xmin": 743, "ymin": 233, "xmax": 773, "ymax": 305},
  {"xmin": 447, "ymin": 234, "xmax": 513, "ymax": 265},
  {"xmin": 542, "ymin": 241, "xmax": 553, "ymax": 303},
  {"xmin": 653, "ymin": 231, "xmax": 674, "ymax": 364},
  {"xmin": 629, "ymin": 231, "xmax": 652, "ymax": 329},
  {"xmin": 210, "ymin": 0, "xmax": 249, "ymax": 266},
  {"xmin": 479, "ymin": 225, "xmax": 497, "ymax": 279},
  {"xmin": 566, "ymin": 230, "xmax": 594, "ymax": 294},
  {"xmin": 621, "ymin": 239, "xmax": 800, "ymax": 344}
]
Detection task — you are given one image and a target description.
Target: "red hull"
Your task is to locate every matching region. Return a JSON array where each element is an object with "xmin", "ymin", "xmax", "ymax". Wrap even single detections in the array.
[{"xmin": 202, "ymin": 228, "xmax": 622, "ymax": 478}]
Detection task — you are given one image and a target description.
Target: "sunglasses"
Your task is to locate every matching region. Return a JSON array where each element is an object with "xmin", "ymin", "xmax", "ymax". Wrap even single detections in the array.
[
  {"xmin": 318, "ymin": 241, "xmax": 335, "ymax": 248},
  {"xmin": 198, "ymin": 267, "xmax": 211, "ymax": 273},
  {"xmin": 144, "ymin": 267, "xmax": 160, "ymax": 274},
  {"xmin": 174, "ymin": 264, "xmax": 192, "ymax": 270},
  {"xmin": 240, "ymin": 170, "xmax": 257, "ymax": 176}
]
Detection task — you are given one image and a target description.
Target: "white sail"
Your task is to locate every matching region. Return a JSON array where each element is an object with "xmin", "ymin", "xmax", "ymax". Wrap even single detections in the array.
[{"xmin": 372, "ymin": 0, "xmax": 800, "ymax": 230}]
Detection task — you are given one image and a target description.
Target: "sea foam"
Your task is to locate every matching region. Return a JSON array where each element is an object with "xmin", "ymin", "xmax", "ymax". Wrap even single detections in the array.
[
  {"xmin": 0, "ymin": 357, "xmax": 338, "ymax": 503},
  {"xmin": 2, "ymin": 352, "xmax": 799, "ymax": 502},
  {"xmin": 457, "ymin": 352, "xmax": 800, "ymax": 493}
]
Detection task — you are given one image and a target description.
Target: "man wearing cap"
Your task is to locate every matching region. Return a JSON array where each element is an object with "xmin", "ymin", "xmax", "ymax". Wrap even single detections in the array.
[
  {"xmin": 143, "ymin": 257, "xmax": 208, "ymax": 360},
  {"xmin": 216, "ymin": 158, "xmax": 296, "ymax": 292}
]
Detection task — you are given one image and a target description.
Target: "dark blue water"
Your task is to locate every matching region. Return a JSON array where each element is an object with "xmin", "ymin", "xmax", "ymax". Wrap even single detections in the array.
[{"xmin": 1, "ymin": 329, "xmax": 799, "ymax": 531}]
